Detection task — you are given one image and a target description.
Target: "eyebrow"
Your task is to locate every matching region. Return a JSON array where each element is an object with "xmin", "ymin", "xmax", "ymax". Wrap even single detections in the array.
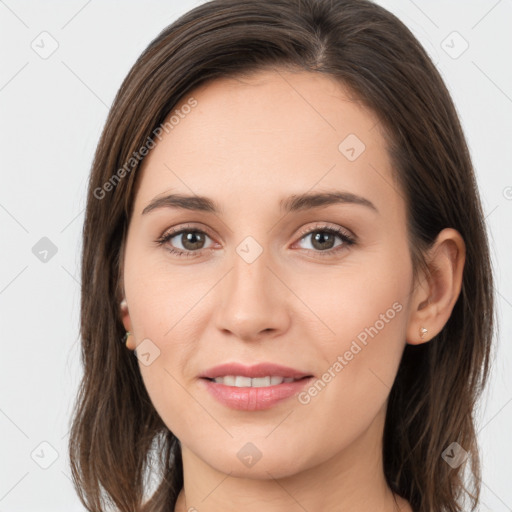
[{"xmin": 142, "ymin": 191, "xmax": 378, "ymax": 215}]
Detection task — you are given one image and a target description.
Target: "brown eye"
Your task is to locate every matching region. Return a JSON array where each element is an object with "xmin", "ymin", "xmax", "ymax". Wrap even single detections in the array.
[
  {"xmin": 156, "ymin": 228, "xmax": 215, "ymax": 257},
  {"xmin": 296, "ymin": 226, "xmax": 355, "ymax": 256},
  {"xmin": 308, "ymin": 231, "xmax": 338, "ymax": 251},
  {"xmin": 174, "ymin": 231, "xmax": 208, "ymax": 251}
]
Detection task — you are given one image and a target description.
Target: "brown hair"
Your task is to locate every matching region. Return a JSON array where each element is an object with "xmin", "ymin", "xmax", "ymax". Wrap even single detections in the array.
[{"xmin": 68, "ymin": 0, "xmax": 495, "ymax": 511}]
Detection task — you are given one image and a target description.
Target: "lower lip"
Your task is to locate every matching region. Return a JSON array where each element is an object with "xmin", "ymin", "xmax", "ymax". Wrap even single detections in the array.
[{"xmin": 200, "ymin": 377, "xmax": 313, "ymax": 411}]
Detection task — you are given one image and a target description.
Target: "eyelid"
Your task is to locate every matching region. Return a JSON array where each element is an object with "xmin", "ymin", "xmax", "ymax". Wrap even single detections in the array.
[
  {"xmin": 158, "ymin": 222, "xmax": 354, "ymax": 242},
  {"xmin": 159, "ymin": 222, "xmax": 217, "ymax": 241},
  {"xmin": 294, "ymin": 222, "xmax": 355, "ymax": 243},
  {"xmin": 155, "ymin": 223, "xmax": 219, "ymax": 249}
]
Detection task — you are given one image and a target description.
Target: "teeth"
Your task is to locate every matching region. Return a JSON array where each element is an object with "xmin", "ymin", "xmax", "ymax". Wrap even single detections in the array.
[
  {"xmin": 251, "ymin": 376, "xmax": 271, "ymax": 387},
  {"xmin": 211, "ymin": 375, "xmax": 299, "ymax": 387},
  {"xmin": 222, "ymin": 375, "xmax": 237, "ymax": 386},
  {"xmin": 235, "ymin": 376, "xmax": 252, "ymax": 387}
]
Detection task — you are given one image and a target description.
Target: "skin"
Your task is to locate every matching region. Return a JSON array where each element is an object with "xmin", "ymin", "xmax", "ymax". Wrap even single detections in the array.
[{"xmin": 120, "ymin": 68, "xmax": 465, "ymax": 512}]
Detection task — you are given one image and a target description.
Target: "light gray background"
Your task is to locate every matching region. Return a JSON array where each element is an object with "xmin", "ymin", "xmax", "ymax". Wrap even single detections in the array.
[{"xmin": 1, "ymin": 1, "xmax": 511, "ymax": 510}]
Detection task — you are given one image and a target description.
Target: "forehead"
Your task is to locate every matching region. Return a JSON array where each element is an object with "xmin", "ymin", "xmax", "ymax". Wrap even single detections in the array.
[
  {"xmin": 133, "ymin": 68, "xmax": 401, "ymax": 219},
  {"xmin": 167, "ymin": 68, "xmax": 383, "ymax": 157}
]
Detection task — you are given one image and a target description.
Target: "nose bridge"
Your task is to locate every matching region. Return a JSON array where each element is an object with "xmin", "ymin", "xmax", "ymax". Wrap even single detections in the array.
[
  {"xmin": 229, "ymin": 233, "xmax": 274, "ymax": 302},
  {"xmin": 214, "ymin": 232, "xmax": 289, "ymax": 339}
]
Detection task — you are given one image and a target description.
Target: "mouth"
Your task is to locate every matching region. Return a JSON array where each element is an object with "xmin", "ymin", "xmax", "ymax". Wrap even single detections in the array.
[
  {"xmin": 202, "ymin": 375, "xmax": 311, "ymax": 387},
  {"xmin": 198, "ymin": 363, "xmax": 314, "ymax": 411},
  {"xmin": 199, "ymin": 362, "xmax": 313, "ymax": 381},
  {"xmin": 200, "ymin": 375, "xmax": 314, "ymax": 411}
]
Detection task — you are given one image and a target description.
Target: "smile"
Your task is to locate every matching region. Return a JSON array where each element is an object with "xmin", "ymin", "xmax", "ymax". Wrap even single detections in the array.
[
  {"xmin": 201, "ymin": 375, "xmax": 313, "ymax": 411},
  {"xmin": 208, "ymin": 375, "xmax": 302, "ymax": 387}
]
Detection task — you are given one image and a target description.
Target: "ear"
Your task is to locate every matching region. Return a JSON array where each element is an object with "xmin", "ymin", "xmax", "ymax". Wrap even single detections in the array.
[
  {"xmin": 120, "ymin": 299, "xmax": 137, "ymax": 350},
  {"xmin": 406, "ymin": 228, "xmax": 465, "ymax": 345},
  {"xmin": 118, "ymin": 235, "xmax": 136, "ymax": 350}
]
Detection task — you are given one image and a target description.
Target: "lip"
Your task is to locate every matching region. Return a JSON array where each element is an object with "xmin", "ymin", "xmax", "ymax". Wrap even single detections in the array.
[
  {"xmin": 200, "ymin": 376, "xmax": 313, "ymax": 411},
  {"xmin": 198, "ymin": 362, "xmax": 314, "ymax": 411},
  {"xmin": 199, "ymin": 362, "xmax": 312, "ymax": 380}
]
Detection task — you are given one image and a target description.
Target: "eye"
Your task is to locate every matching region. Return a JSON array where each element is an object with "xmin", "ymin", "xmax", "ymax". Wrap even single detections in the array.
[
  {"xmin": 155, "ymin": 225, "xmax": 215, "ymax": 258},
  {"xmin": 294, "ymin": 224, "xmax": 355, "ymax": 257}
]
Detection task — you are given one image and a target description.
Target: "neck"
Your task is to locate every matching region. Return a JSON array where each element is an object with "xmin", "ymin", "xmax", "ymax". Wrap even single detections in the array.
[{"xmin": 173, "ymin": 405, "xmax": 412, "ymax": 512}]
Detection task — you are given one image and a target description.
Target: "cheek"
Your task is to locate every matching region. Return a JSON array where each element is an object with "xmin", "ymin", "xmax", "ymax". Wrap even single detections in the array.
[
  {"xmin": 123, "ymin": 235, "xmax": 208, "ymax": 337},
  {"xmin": 123, "ymin": 246, "xmax": 216, "ymax": 429},
  {"xmin": 291, "ymin": 281, "xmax": 408, "ymax": 453}
]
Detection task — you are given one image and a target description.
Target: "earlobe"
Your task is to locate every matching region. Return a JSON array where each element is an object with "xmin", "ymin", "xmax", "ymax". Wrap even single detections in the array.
[
  {"xmin": 406, "ymin": 228, "xmax": 466, "ymax": 345},
  {"xmin": 120, "ymin": 299, "xmax": 136, "ymax": 350}
]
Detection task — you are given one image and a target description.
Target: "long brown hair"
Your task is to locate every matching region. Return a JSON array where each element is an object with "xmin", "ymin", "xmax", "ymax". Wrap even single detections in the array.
[{"xmin": 69, "ymin": 1, "xmax": 495, "ymax": 510}]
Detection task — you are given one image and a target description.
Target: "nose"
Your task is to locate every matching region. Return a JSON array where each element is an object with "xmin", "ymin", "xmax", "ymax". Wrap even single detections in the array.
[{"xmin": 214, "ymin": 242, "xmax": 291, "ymax": 342}]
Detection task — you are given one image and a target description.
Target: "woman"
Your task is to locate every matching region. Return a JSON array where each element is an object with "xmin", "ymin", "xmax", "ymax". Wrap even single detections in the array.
[{"xmin": 69, "ymin": 0, "xmax": 495, "ymax": 511}]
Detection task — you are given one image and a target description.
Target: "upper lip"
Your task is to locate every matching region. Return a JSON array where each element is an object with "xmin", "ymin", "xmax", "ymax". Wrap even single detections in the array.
[{"xmin": 199, "ymin": 362, "xmax": 313, "ymax": 380}]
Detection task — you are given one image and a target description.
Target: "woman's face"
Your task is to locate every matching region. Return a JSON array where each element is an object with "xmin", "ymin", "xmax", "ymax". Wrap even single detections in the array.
[{"xmin": 122, "ymin": 69, "xmax": 416, "ymax": 479}]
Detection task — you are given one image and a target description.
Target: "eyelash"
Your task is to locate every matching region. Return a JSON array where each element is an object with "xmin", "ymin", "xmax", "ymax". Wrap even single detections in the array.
[{"xmin": 155, "ymin": 223, "xmax": 356, "ymax": 259}]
